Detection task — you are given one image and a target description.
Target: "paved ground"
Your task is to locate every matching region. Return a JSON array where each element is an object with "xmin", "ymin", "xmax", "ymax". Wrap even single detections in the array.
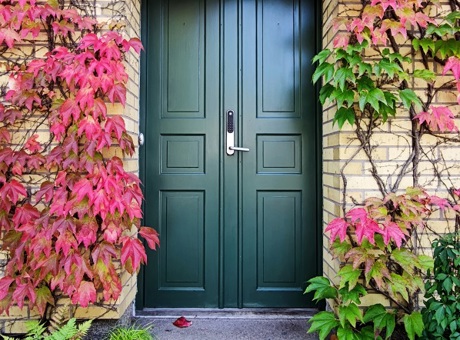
[{"xmin": 135, "ymin": 309, "xmax": 319, "ymax": 340}]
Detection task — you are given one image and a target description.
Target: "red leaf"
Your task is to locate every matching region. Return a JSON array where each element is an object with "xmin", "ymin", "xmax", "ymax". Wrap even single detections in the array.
[
  {"xmin": 346, "ymin": 208, "xmax": 368, "ymax": 223},
  {"xmin": 0, "ymin": 277, "xmax": 14, "ymax": 301},
  {"xmin": 24, "ymin": 134, "xmax": 42, "ymax": 153},
  {"xmin": 35, "ymin": 181, "xmax": 55, "ymax": 203},
  {"xmin": 354, "ymin": 218, "xmax": 382, "ymax": 245},
  {"xmin": 173, "ymin": 316, "xmax": 192, "ymax": 328},
  {"xmin": 430, "ymin": 195, "xmax": 451, "ymax": 210},
  {"xmin": 121, "ymin": 237, "xmax": 147, "ymax": 273},
  {"xmin": 382, "ymin": 221, "xmax": 406, "ymax": 248},
  {"xmin": 139, "ymin": 227, "xmax": 160, "ymax": 250},
  {"xmin": 13, "ymin": 282, "xmax": 36, "ymax": 308},
  {"xmin": 71, "ymin": 281, "xmax": 96, "ymax": 307},
  {"xmin": 443, "ymin": 56, "xmax": 460, "ymax": 81},
  {"xmin": 325, "ymin": 218, "xmax": 349, "ymax": 243}
]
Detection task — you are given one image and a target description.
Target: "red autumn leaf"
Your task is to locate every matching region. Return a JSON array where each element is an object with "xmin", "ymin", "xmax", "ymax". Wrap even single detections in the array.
[
  {"xmin": 443, "ymin": 56, "xmax": 460, "ymax": 81},
  {"xmin": 12, "ymin": 203, "xmax": 40, "ymax": 226},
  {"xmin": 0, "ymin": 277, "xmax": 14, "ymax": 301},
  {"xmin": 0, "ymin": 127, "xmax": 11, "ymax": 144},
  {"xmin": 139, "ymin": 227, "xmax": 160, "ymax": 250},
  {"xmin": 105, "ymin": 116, "xmax": 126, "ymax": 140},
  {"xmin": 71, "ymin": 281, "xmax": 96, "ymax": 307},
  {"xmin": 325, "ymin": 218, "xmax": 349, "ymax": 243},
  {"xmin": 354, "ymin": 218, "xmax": 382, "ymax": 245},
  {"xmin": 107, "ymin": 82, "xmax": 126, "ymax": 106},
  {"xmin": 346, "ymin": 208, "xmax": 368, "ymax": 223},
  {"xmin": 173, "ymin": 316, "xmax": 192, "ymax": 328},
  {"xmin": 382, "ymin": 221, "xmax": 406, "ymax": 248},
  {"xmin": 35, "ymin": 181, "xmax": 55, "ymax": 203},
  {"xmin": 121, "ymin": 237, "xmax": 147, "ymax": 272},
  {"xmin": 0, "ymin": 27, "xmax": 21, "ymax": 48},
  {"xmin": 430, "ymin": 195, "xmax": 451, "ymax": 210},
  {"xmin": 13, "ymin": 282, "xmax": 36, "ymax": 308},
  {"xmin": 0, "ymin": 179, "xmax": 27, "ymax": 204},
  {"xmin": 73, "ymin": 178, "xmax": 94, "ymax": 202}
]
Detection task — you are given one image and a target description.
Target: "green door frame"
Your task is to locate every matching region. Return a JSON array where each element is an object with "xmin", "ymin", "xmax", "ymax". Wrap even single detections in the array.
[{"xmin": 136, "ymin": 0, "xmax": 324, "ymax": 310}]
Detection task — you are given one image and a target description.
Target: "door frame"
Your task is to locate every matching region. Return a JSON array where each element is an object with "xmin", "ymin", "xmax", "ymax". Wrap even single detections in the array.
[{"xmin": 136, "ymin": 0, "xmax": 323, "ymax": 310}]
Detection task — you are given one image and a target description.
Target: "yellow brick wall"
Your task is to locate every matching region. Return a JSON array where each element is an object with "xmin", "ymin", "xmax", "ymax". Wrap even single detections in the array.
[{"xmin": 0, "ymin": 0, "xmax": 142, "ymax": 332}]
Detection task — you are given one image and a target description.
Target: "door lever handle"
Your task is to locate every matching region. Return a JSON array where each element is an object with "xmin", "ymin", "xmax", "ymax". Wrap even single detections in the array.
[
  {"xmin": 226, "ymin": 110, "xmax": 249, "ymax": 155},
  {"xmin": 229, "ymin": 146, "xmax": 249, "ymax": 152}
]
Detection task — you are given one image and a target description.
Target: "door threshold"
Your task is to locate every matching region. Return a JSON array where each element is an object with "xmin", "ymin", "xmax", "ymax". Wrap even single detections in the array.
[{"xmin": 135, "ymin": 308, "xmax": 317, "ymax": 319}]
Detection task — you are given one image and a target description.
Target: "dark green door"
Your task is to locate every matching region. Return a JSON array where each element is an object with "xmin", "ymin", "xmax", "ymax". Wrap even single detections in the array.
[{"xmin": 140, "ymin": 0, "xmax": 318, "ymax": 308}]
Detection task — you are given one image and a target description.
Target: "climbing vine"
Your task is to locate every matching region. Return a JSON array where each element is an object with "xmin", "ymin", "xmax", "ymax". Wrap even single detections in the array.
[
  {"xmin": 307, "ymin": 0, "xmax": 460, "ymax": 339},
  {"xmin": 0, "ymin": 0, "xmax": 158, "ymax": 319}
]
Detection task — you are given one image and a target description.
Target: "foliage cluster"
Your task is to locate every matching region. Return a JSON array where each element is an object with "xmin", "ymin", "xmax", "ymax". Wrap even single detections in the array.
[
  {"xmin": 0, "ymin": 0, "xmax": 159, "ymax": 317},
  {"xmin": 422, "ymin": 233, "xmax": 460, "ymax": 339},
  {"xmin": 307, "ymin": 0, "xmax": 460, "ymax": 339},
  {"xmin": 1, "ymin": 318, "xmax": 91, "ymax": 340},
  {"xmin": 108, "ymin": 323, "xmax": 154, "ymax": 340}
]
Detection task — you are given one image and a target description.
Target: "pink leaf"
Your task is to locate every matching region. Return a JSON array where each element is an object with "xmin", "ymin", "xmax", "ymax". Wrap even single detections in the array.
[
  {"xmin": 382, "ymin": 221, "xmax": 406, "ymax": 248},
  {"xmin": 173, "ymin": 317, "xmax": 192, "ymax": 328},
  {"xmin": 121, "ymin": 237, "xmax": 147, "ymax": 272},
  {"xmin": 325, "ymin": 218, "xmax": 349, "ymax": 242},
  {"xmin": 71, "ymin": 281, "xmax": 96, "ymax": 307},
  {"xmin": 346, "ymin": 208, "xmax": 368, "ymax": 223},
  {"xmin": 139, "ymin": 227, "xmax": 160, "ymax": 250},
  {"xmin": 443, "ymin": 56, "xmax": 460, "ymax": 80},
  {"xmin": 430, "ymin": 195, "xmax": 451, "ymax": 210},
  {"xmin": 354, "ymin": 218, "xmax": 381, "ymax": 245}
]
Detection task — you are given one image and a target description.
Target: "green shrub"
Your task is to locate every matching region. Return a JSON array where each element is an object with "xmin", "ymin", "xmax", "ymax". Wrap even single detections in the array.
[
  {"xmin": 422, "ymin": 234, "xmax": 460, "ymax": 339},
  {"xmin": 108, "ymin": 323, "xmax": 154, "ymax": 340}
]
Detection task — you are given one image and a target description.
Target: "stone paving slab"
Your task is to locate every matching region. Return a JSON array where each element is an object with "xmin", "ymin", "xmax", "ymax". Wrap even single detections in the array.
[{"xmin": 134, "ymin": 309, "xmax": 319, "ymax": 340}]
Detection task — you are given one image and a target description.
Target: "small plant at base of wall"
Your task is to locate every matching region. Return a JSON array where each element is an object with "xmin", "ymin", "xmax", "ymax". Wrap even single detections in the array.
[{"xmin": 422, "ymin": 233, "xmax": 460, "ymax": 339}]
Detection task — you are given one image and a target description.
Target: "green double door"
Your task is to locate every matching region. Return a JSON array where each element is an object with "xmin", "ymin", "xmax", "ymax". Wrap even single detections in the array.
[{"xmin": 140, "ymin": 0, "xmax": 318, "ymax": 308}]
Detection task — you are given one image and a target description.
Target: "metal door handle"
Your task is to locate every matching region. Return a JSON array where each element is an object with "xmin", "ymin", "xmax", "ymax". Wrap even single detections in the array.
[
  {"xmin": 229, "ymin": 146, "xmax": 249, "ymax": 152},
  {"xmin": 226, "ymin": 110, "xmax": 250, "ymax": 155}
]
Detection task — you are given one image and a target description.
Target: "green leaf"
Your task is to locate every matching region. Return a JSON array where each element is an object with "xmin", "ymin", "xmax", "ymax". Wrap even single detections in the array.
[
  {"xmin": 418, "ymin": 255, "xmax": 434, "ymax": 271},
  {"xmin": 332, "ymin": 88, "xmax": 355, "ymax": 108},
  {"xmin": 339, "ymin": 303, "xmax": 362, "ymax": 328},
  {"xmin": 364, "ymin": 304, "xmax": 396, "ymax": 339},
  {"xmin": 446, "ymin": 11, "xmax": 460, "ymax": 26},
  {"xmin": 334, "ymin": 68, "xmax": 356, "ymax": 91},
  {"xmin": 413, "ymin": 69, "xmax": 436, "ymax": 81},
  {"xmin": 391, "ymin": 248, "xmax": 418, "ymax": 274},
  {"xmin": 338, "ymin": 283, "xmax": 367, "ymax": 304},
  {"xmin": 389, "ymin": 273, "xmax": 409, "ymax": 302},
  {"xmin": 337, "ymin": 326, "xmax": 362, "ymax": 340},
  {"xmin": 417, "ymin": 38, "xmax": 436, "ymax": 54},
  {"xmin": 312, "ymin": 49, "xmax": 332, "ymax": 65},
  {"xmin": 331, "ymin": 238, "xmax": 352, "ymax": 259},
  {"xmin": 399, "ymin": 89, "xmax": 422, "ymax": 111},
  {"xmin": 358, "ymin": 62, "xmax": 372, "ymax": 77},
  {"xmin": 333, "ymin": 107, "xmax": 356, "ymax": 129},
  {"xmin": 356, "ymin": 76, "xmax": 374, "ymax": 92},
  {"xmin": 442, "ymin": 277, "xmax": 453, "ymax": 293},
  {"xmin": 364, "ymin": 88, "xmax": 387, "ymax": 112},
  {"xmin": 338, "ymin": 265, "xmax": 361, "ymax": 290},
  {"xmin": 308, "ymin": 311, "xmax": 340, "ymax": 340},
  {"xmin": 427, "ymin": 24, "xmax": 455, "ymax": 37},
  {"xmin": 305, "ymin": 276, "xmax": 338, "ymax": 301},
  {"xmin": 378, "ymin": 59, "xmax": 403, "ymax": 78},
  {"xmin": 312, "ymin": 62, "xmax": 334, "ymax": 84},
  {"xmin": 319, "ymin": 84, "xmax": 335, "ymax": 105},
  {"xmin": 403, "ymin": 312, "xmax": 424, "ymax": 340}
]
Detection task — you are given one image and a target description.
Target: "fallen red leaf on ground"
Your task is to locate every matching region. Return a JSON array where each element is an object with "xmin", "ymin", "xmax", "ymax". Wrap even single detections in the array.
[{"xmin": 173, "ymin": 316, "xmax": 192, "ymax": 328}]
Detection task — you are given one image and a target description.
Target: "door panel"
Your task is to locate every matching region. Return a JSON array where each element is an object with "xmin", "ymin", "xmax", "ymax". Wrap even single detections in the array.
[
  {"xmin": 143, "ymin": 0, "xmax": 220, "ymax": 307},
  {"xmin": 240, "ymin": 0, "xmax": 317, "ymax": 307},
  {"xmin": 141, "ymin": 0, "xmax": 317, "ymax": 308}
]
